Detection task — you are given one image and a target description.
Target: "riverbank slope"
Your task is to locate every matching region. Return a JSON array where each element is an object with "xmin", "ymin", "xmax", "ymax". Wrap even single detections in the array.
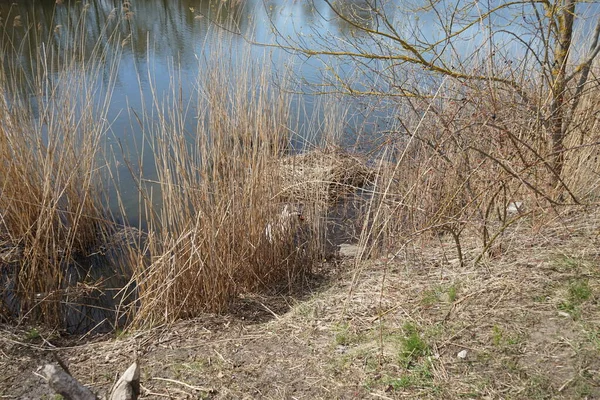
[{"xmin": 2, "ymin": 205, "xmax": 600, "ymax": 399}]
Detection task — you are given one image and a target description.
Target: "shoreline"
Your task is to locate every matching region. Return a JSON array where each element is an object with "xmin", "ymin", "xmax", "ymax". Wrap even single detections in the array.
[{"xmin": 2, "ymin": 205, "xmax": 599, "ymax": 398}]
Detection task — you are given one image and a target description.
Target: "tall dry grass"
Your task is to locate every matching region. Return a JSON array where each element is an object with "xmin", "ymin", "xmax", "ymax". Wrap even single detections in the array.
[
  {"xmin": 129, "ymin": 43, "xmax": 329, "ymax": 328},
  {"xmin": 0, "ymin": 4, "xmax": 340, "ymax": 331},
  {"xmin": 562, "ymin": 90, "xmax": 600, "ymax": 199},
  {"xmin": 0, "ymin": 7, "xmax": 128, "ymax": 329}
]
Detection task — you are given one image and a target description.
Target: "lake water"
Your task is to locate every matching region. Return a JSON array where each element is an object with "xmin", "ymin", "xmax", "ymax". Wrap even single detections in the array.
[
  {"xmin": 2, "ymin": 0, "xmax": 599, "ymax": 228},
  {"xmin": 0, "ymin": 0, "xmax": 390, "ymax": 227}
]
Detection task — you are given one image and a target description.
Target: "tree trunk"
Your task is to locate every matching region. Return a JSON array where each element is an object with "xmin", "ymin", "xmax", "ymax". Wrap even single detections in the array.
[{"xmin": 549, "ymin": 0, "xmax": 576, "ymax": 185}]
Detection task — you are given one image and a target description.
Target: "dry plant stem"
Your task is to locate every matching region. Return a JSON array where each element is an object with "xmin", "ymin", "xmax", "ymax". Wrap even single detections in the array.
[
  {"xmin": 444, "ymin": 226, "xmax": 464, "ymax": 268},
  {"xmin": 473, "ymin": 211, "xmax": 533, "ymax": 266},
  {"xmin": 0, "ymin": 8, "xmax": 130, "ymax": 328}
]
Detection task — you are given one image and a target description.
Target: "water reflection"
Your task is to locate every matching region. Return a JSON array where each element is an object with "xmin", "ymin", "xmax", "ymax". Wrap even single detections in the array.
[
  {"xmin": 329, "ymin": 0, "xmax": 375, "ymax": 33},
  {"xmin": 0, "ymin": 0, "xmax": 377, "ymax": 115},
  {"xmin": 6, "ymin": 0, "xmax": 595, "ymax": 226},
  {"xmin": 0, "ymin": 0, "xmax": 253, "ymax": 84}
]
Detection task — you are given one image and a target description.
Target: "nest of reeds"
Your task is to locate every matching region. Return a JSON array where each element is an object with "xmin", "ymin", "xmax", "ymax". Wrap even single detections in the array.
[{"xmin": 277, "ymin": 146, "xmax": 374, "ymax": 203}]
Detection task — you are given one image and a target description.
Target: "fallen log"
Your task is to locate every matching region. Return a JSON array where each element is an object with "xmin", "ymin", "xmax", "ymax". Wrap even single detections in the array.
[
  {"xmin": 42, "ymin": 364, "xmax": 96, "ymax": 400},
  {"xmin": 41, "ymin": 361, "xmax": 139, "ymax": 400}
]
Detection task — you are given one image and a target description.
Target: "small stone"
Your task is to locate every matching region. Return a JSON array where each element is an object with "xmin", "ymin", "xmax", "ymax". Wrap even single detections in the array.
[
  {"xmin": 336, "ymin": 345, "xmax": 348, "ymax": 354},
  {"xmin": 338, "ymin": 243, "xmax": 362, "ymax": 258},
  {"xmin": 506, "ymin": 201, "xmax": 524, "ymax": 215},
  {"xmin": 558, "ymin": 311, "xmax": 571, "ymax": 318},
  {"xmin": 457, "ymin": 349, "xmax": 468, "ymax": 359}
]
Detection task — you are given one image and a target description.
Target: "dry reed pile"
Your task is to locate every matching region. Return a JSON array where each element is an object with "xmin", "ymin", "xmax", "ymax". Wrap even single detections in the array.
[{"xmin": 278, "ymin": 146, "xmax": 374, "ymax": 203}]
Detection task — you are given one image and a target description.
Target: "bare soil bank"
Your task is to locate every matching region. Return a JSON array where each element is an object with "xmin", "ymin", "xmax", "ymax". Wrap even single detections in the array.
[{"xmin": 2, "ymin": 207, "xmax": 600, "ymax": 399}]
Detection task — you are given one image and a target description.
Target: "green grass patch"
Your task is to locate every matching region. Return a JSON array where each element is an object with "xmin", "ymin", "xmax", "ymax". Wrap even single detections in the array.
[
  {"xmin": 25, "ymin": 328, "xmax": 40, "ymax": 341},
  {"xmin": 421, "ymin": 289, "xmax": 439, "ymax": 306},
  {"xmin": 334, "ymin": 322, "xmax": 364, "ymax": 346},
  {"xmin": 399, "ymin": 322, "xmax": 429, "ymax": 367},
  {"xmin": 569, "ymin": 280, "xmax": 592, "ymax": 304},
  {"xmin": 490, "ymin": 324, "xmax": 522, "ymax": 350},
  {"xmin": 448, "ymin": 284, "xmax": 458, "ymax": 302},
  {"xmin": 558, "ymin": 279, "xmax": 593, "ymax": 320},
  {"xmin": 421, "ymin": 284, "xmax": 459, "ymax": 306},
  {"xmin": 558, "ymin": 300, "xmax": 580, "ymax": 319},
  {"xmin": 552, "ymin": 255, "xmax": 583, "ymax": 271},
  {"xmin": 385, "ymin": 375, "xmax": 415, "ymax": 390},
  {"xmin": 334, "ymin": 322, "xmax": 351, "ymax": 346},
  {"xmin": 381, "ymin": 359, "xmax": 436, "ymax": 392},
  {"xmin": 586, "ymin": 328, "xmax": 600, "ymax": 353},
  {"xmin": 492, "ymin": 325, "xmax": 503, "ymax": 346}
]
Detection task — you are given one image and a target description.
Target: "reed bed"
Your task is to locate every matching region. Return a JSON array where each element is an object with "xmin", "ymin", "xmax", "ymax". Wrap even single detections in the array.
[
  {"xmin": 0, "ymin": 4, "xmax": 346, "ymax": 330},
  {"xmin": 129, "ymin": 43, "xmax": 332, "ymax": 328},
  {"xmin": 2, "ymin": 1, "xmax": 600, "ymax": 335},
  {"xmin": 0, "ymin": 8, "xmax": 127, "ymax": 329}
]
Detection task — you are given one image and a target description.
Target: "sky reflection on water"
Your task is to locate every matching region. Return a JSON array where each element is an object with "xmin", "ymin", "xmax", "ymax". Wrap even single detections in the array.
[{"xmin": 2, "ymin": 0, "xmax": 598, "ymax": 226}]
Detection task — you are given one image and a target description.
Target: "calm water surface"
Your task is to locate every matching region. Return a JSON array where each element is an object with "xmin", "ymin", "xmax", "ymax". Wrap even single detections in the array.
[
  {"xmin": 1, "ymin": 0, "xmax": 368, "ymax": 226},
  {"xmin": 2, "ymin": 0, "xmax": 599, "ymax": 226}
]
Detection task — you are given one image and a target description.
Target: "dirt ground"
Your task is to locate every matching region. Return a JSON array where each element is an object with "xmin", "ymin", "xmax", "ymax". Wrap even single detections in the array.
[{"xmin": 2, "ymin": 207, "xmax": 600, "ymax": 399}]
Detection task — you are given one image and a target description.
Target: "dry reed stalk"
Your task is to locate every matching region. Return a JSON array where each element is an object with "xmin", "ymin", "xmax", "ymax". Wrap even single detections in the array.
[
  {"xmin": 353, "ymin": 58, "xmax": 600, "ymax": 266},
  {"xmin": 130, "ymin": 40, "xmax": 328, "ymax": 328},
  {"xmin": 562, "ymin": 88, "xmax": 600, "ymax": 199},
  {"xmin": 0, "ymin": 7, "xmax": 129, "ymax": 328}
]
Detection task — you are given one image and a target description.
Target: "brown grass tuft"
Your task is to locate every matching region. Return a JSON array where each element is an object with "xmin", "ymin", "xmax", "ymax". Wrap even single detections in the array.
[{"xmin": 130, "ymin": 43, "xmax": 331, "ymax": 328}]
